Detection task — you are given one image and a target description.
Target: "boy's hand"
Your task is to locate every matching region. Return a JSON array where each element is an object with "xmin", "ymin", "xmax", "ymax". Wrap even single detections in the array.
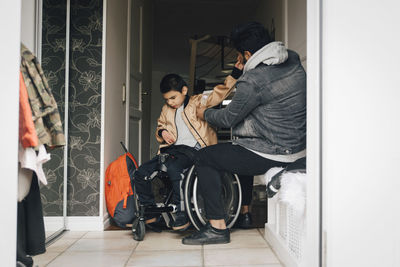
[
  {"xmin": 196, "ymin": 105, "xmax": 207, "ymax": 120},
  {"xmin": 162, "ymin": 130, "xmax": 176, "ymax": 145}
]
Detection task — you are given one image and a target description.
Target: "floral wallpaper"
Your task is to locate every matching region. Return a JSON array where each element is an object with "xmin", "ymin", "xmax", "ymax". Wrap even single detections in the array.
[
  {"xmin": 41, "ymin": 0, "xmax": 103, "ymax": 217},
  {"xmin": 41, "ymin": 0, "xmax": 67, "ymax": 216},
  {"xmin": 67, "ymin": 0, "xmax": 103, "ymax": 216}
]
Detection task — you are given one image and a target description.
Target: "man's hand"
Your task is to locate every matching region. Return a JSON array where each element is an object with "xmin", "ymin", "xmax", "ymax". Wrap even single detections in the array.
[
  {"xmin": 235, "ymin": 60, "xmax": 244, "ymax": 70},
  {"xmin": 196, "ymin": 105, "xmax": 207, "ymax": 121},
  {"xmin": 235, "ymin": 53, "xmax": 245, "ymax": 70},
  {"xmin": 161, "ymin": 130, "xmax": 176, "ymax": 145}
]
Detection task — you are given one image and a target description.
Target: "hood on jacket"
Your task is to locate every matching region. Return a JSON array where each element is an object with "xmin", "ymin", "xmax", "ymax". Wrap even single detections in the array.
[{"xmin": 243, "ymin": 41, "xmax": 288, "ymax": 74}]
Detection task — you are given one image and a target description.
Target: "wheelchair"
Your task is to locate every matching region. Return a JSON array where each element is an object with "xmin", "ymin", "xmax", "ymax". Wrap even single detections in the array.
[{"xmin": 131, "ymin": 152, "xmax": 242, "ymax": 241}]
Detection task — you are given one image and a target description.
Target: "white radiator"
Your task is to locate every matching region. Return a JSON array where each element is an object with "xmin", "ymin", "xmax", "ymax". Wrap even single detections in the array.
[{"xmin": 263, "ymin": 171, "xmax": 307, "ymax": 267}]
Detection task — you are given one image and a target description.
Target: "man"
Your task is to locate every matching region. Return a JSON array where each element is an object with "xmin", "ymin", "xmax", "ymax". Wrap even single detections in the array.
[{"xmin": 182, "ymin": 22, "xmax": 306, "ymax": 245}]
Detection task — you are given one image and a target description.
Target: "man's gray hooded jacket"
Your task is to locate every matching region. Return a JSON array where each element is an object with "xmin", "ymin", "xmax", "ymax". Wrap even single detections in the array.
[{"xmin": 204, "ymin": 41, "xmax": 306, "ymax": 156}]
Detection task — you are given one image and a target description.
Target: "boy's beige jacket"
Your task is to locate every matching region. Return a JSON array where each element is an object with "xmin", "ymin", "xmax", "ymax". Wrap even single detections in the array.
[{"xmin": 156, "ymin": 76, "xmax": 236, "ymax": 150}]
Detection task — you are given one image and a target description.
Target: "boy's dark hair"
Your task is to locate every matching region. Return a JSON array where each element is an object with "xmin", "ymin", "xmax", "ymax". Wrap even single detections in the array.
[
  {"xmin": 230, "ymin": 22, "xmax": 271, "ymax": 54},
  {"xmin": 160, "ymin": 74, "xmax": 187, "ymax": 94}
]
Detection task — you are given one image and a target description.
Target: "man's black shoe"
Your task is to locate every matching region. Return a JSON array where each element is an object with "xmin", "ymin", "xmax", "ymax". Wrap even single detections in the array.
[
  {"xmin": 234, "ymin": 212, "xmax": 253, "ymax": 229},
  {"xmin": 172, "ymin": 211, "xmax": 190, "ymax": 231},
  {"xmin": 182, "ymin": 223, "xmax": 230, "ymax": 245}
]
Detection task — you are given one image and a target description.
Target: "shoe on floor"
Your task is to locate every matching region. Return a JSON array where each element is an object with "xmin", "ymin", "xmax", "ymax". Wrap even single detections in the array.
[
  {"xmin": 182, "ymin": 223, "xmax": 230, "ymax": 245},
  {"xmin": 234, "ymin": 212, "xmax": 253, "ymax": 229},
  {"xmin": 172, "ymin": 211, "xmax": 190, "ymax": 231}
]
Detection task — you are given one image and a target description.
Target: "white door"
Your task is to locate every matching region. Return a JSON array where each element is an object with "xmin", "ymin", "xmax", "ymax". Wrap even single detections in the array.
[
  {"xmin": 1, "ymin": 0, "xmax": 21, "ymax": 264},
  {"xmin": 127, "ymin": 0, "xmax": 144, "ymax": 164}
]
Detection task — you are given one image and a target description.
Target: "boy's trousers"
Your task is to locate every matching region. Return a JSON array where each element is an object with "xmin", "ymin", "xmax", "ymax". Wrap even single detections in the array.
[{"xmin": 133, "ymin": 146, "xmax": 195, "ymax": 210}]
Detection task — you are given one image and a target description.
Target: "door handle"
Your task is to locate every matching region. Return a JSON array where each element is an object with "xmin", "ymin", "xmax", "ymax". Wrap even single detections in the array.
[
  {"xmin": 141, "ymin": 91, "xmax": 148, "ymax": 104},
  {"xmin": 122, "ymin": 83, "xmax": 126, "ymax": 103}
]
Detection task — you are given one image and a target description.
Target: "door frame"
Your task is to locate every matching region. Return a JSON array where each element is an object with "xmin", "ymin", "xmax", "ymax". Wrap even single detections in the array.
[
  {"xmin": 125, "ymin": 0, "xmax": 144, "ymax": 164},
  {"xmin": 0, "ymin": 0, "xmax": 21, "ymax": 264},
  {"xmin": 125, "ymin": 0, "xmax": 132, "ymax": 150},
  {"xmin": 305, "ymin": 0, "xmax": 323, "ymax": 266}
]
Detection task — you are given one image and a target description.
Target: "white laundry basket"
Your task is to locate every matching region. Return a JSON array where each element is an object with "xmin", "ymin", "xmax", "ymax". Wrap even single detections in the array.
[{"xmin": 263, "ymin": 171, "xmax": 306, "ymax": 267}]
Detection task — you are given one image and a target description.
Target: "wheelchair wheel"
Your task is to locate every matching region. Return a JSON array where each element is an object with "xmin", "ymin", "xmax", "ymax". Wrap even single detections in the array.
[
  {"xmin": 184, "ymin": 166, "xmax": 242, "ymax": 230},
  {"xmin": 132, "ymin": 185, "xmax": 145, "ymax": 241},
  {"xmin": 132, "ymin": 219, "xmax": 145, "ymax": 241}
]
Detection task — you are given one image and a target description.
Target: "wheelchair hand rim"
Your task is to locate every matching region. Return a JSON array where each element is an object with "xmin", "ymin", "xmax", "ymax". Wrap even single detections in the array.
[{"xmin": 184, "ymin": 166, "xmax": 242, "ymax": 230}]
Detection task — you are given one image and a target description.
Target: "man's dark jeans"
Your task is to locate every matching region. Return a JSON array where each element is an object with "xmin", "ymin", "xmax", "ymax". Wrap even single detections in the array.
[
  {"xmin": 195, "ymin": 142, "xmax": 289, "ymax": 220},
  {"xmin": 133, "ymin": 147, "xmax": 194, "ymax": 210},
  {"xmin": 238, "ymin": 175, "xmax": 254, "ymax": 206}
]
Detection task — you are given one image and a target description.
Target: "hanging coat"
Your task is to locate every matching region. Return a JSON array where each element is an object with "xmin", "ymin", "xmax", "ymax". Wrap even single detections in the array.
[{"xmin": 20, "ymin": 43, "xmax": 65, "ymax": 148}]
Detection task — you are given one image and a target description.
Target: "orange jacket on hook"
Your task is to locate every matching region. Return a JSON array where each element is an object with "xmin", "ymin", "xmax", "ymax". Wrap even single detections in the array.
[{"xmin": 19, "ymin": 71, "xmax": 39, "ymax": 148}]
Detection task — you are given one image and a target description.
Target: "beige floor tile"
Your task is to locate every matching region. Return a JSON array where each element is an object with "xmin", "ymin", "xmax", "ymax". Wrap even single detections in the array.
[
  {"xmin": 136, "ymin": 231, "xmax": 202, "ymax": 251},
  {"xmin": 45, "ymin": 231, "xmax": 56, "ymax": 238},
  {"xmin": 46, "ymin": 238, "xmax": 78, "ymax": 252},
  {"xmin": 230, "ymin": 229, "xmax": 263, "ymax": 236},
  {"xmin": 204, "ymin": 247, "xmax": 280, "ymax": 266},
  {"xmin": 210, "ymin": 265, "xmax": 282, "ymax": 267},
  {"xmin": 46, "ymin": 251, "xmax": 132, "ymax": 267},
  {"xmin": 126, "ymin": 249, "xmax": 202, "ymax": 266},
  {"xmin": 67, "ymin": 238, "xmax": 137, "ymax": 252},
  {"xmin": 32, "ymin": 251, "xmax": 60, "ymax": 267},
  {"xmin": 203, "ymin": 233, "xmax": 269, "ymax": 250},
  {"xmin": 257, "ymin": 228, "xmax": 266, "ymax": 237},
  {"xmin": 61, "ymin": 231, "xmax": 88, "ymax": 239},
  {"xmin": 82, "ymin": 230, "xmax": 133, "ymax": 239}
]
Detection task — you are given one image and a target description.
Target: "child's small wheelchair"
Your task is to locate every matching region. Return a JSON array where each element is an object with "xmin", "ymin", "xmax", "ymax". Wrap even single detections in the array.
[{"xmin": 131, "ymin": 151, "xmax": 242, "ymax": 241}]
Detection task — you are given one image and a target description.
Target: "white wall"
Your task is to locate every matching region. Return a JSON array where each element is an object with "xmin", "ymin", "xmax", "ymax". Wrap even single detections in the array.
[
  {"xmin": 254, "ymin": 0, "xmax": 284, "ymax": 42},
  {"xmin": 322, "ymin": 1, "xmax": 400, "ymax": 266},
  {"xmin": 0, "ymin": 0, "xmax": 21, "ymax": 264},
  {"xmin": 20, "ymin": 0, "xmax": 37, "ymax": 53},
  {"xmin": 103, "ymin": 0, "xmax": 128, "ymax": 168},
  {"xmin": 287, "ymin": 0, "xmax": 307, "ymax": 68},
  {"xmin": 102, "ymin": 0, "xmax": 128, "ymax": 222},
  {"xmin": 254, "ymin": 0, "xmax": 306, "ymax": 69}
]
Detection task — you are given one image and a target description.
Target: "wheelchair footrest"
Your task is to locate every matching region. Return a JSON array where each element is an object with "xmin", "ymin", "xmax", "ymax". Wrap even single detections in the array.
[{"xmin": 144, "ymin": 204, "xmax": 177, "ymax": 213}]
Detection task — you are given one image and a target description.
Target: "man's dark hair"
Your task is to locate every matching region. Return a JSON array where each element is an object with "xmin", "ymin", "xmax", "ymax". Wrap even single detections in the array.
[
  {"xmin": 160, "ymin": 73, "xmax": 187, "ymax": 94},
  {"xmin": 230, "ymin": 22, "xmax": 271, "ymax": 54}
]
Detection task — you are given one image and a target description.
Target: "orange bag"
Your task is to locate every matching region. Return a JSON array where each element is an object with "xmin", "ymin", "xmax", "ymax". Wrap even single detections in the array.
[{"xmin": 105, "ymin": 152, "xmax": 138, "ymax": 227}]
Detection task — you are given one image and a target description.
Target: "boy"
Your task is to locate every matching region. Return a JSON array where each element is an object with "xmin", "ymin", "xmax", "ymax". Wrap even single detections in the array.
[{"xmin": 133, "ymin": 73, "xmax": 236, "ymax": 231}]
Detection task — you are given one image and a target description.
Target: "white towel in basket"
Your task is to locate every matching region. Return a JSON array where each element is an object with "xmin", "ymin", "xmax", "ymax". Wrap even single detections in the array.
[
  {"xmin": 264, "ymin": 168, "xmax": 307, "ymax": 217},
  {"xmin": 280, "ymin": 172, "xmax": 307, "ymax": 217}
]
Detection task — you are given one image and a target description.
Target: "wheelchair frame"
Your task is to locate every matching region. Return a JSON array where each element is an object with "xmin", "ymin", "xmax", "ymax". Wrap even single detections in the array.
[{"xmin": 130, "ymin": 152, "xmax": 242, "ymax": 241}]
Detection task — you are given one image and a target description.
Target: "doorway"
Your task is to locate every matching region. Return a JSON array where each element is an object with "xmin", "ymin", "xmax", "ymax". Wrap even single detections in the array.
[
  {"xmin": 146, "ymin": 1, "xmax": 310, "ymax": 266},
  {"xmin": 2, "ymin": 0, "xmax": 321, "ymax": 265}
]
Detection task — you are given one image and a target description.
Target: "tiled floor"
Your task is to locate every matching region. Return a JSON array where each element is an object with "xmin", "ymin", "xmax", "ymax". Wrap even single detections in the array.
[{"xmin": 33, "ymin": 228, "xmax": 283, "ymax": 267}]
